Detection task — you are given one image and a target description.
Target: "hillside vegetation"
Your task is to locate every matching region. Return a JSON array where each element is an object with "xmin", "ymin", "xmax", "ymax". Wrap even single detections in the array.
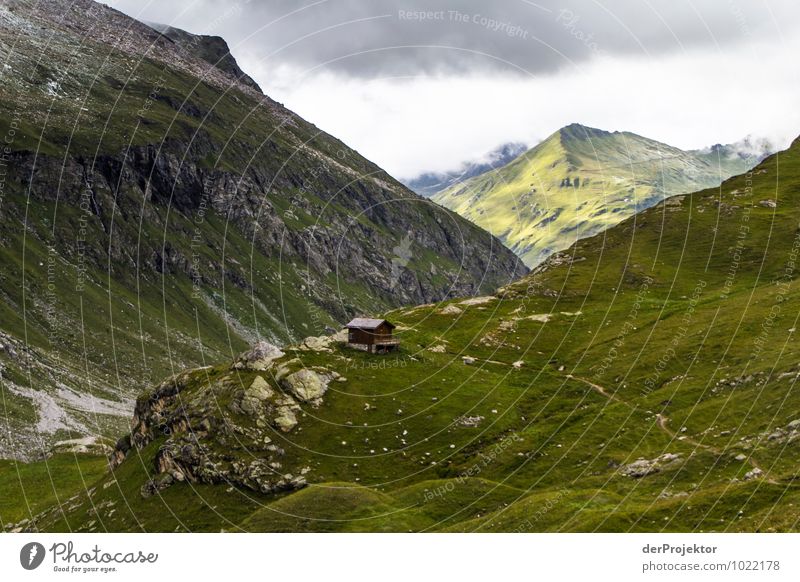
[
  {"xmin": 0, "ymin": 0, "xmax": 523, "ymax": 459},
  {"xmin": 433, "ymin": 124, "xmax": 766, "ymax": 267},
  {"xmin": 10, "ymin": 134, "xmax": 800, "ymax": 533}
]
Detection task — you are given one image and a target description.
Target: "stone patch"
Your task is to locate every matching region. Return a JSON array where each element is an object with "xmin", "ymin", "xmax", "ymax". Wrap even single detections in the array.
[
  {"xmin": 438, "ymin": 304, "xmax": 463, "ymax": 315},
  {"xmin": 280, "ymin": 369, "xmax": 332, "ymax": 403},
  {"xmin": 234, "ymin": 341, "xmax": 284, "ymax": 371},
  {"xmin": 459, "ymin": 296, "xmax": 495, "ymax": 306},
  {"xmin": 619, "ymin": 453, "xmax": 681, "ymax": 478}
]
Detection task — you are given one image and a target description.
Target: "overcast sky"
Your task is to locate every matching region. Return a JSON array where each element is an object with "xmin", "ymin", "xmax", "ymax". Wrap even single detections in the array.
[{"xmin": 107, "ymin": 0, "xmax": 800, "ymax": 178}]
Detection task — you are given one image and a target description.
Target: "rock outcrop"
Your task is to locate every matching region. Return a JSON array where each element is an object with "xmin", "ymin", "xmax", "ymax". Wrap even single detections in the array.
[
  {"xmin": 109, "ymin": 343, "xmax": 337, "ymax": 497},
  {"xmin": 234, "ymin": 341, "xmax": 285, "ymax": 371},
  {"xmin": 299, "ymin": 334, "xmax": 341, "ymax": 352},
  {"xmin": 280, "ymin": 369, "xmax": 332, "ymax": 403},
  {"xmin": 0, "ymin": 0, "xmax": 526, "ymax": 460},
  {"xmin": 619, "ymin": 453, "xmax": 682, "ymax": 478},
  {"xmin": 51, "ymin": 437, "xmax": 113, "ymax": 457}
]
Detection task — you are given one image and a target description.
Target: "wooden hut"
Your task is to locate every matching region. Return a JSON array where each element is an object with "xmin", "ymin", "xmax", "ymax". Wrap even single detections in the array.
[{"xmin": 345, "ymin": 318, "xmax": 399, "ymax": 353}]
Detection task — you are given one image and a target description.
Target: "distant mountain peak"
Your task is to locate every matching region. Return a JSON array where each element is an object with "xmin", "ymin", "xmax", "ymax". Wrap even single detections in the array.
[
  {"xmin": 692, "ymin": 135, "xmax": 774, "ymax": 163},
  {"xmin": 558, "ymin": 123, "xmax": 613, "ymax": 141},
  {"xmin": 434, "ymin": 126, "xmax": 765, "ymax": 267}
]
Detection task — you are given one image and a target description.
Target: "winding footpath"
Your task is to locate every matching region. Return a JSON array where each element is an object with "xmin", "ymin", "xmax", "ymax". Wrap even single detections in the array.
[{"xmin": 566, "ymin": 374, "xmax": 779, "ymax": 485}]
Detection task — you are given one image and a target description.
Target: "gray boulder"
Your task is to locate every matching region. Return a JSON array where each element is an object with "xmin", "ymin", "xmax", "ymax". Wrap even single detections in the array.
[
  {"xmin": 273, "ymin": 394, "xmax": 301, "ymax": 432},
  {"xmin": 280, "ymin": 369, "xmax": 331, "ymax": 403},
  {"xmin": 744, "ymin": 467, "xmax": 763, "ymax": 480},
  {"xmin": 619, "ymin": 453, "xmax": 682, "ymax": 478},
  {"xmin": 229, "ymin": 376, "xmax": 276, "ymax": 417},
  {"xmin": 234, "ymin": 341, "xmax": 284, "ymax": 371},
  {"xmin": 246, "ymin": 376, "xmax": 274, "ymax": 400}
]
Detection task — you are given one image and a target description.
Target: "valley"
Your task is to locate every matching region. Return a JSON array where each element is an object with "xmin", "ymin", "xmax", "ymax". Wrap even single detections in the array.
[
  {"xmin": 2, "ymin": 0, "xmax": 799, "ymax": 536},
  {"xmin": 6, "ymin": 135, "xmax": 800, "ymax": 532},
  {"xmin": 0, "ymin": 0, "xmax": 523, "ymax": 459}
]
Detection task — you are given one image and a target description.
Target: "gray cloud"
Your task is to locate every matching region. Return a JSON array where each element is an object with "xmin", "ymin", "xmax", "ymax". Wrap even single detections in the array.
[{"xmin": 108, "ymin": 0, "xmax": 799, "ymax": 78}]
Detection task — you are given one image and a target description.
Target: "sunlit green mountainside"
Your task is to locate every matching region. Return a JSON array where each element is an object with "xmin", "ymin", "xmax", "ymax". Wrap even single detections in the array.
[
  {"xmin": 433, "ymin": 124, "xmax": 769, "ymax": 267},
  {"xmin": 10, "ymin": 132, "xmax": 800, "ymax": 533},
  {"xmin": 0, "ymin": 0, "xmax": 524, "ymax": 459}
]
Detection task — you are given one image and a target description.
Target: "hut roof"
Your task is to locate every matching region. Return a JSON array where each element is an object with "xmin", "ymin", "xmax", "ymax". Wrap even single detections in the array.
[{"xmin": 345, "ymin": 318, "xmax": 395, "ymax": 330}]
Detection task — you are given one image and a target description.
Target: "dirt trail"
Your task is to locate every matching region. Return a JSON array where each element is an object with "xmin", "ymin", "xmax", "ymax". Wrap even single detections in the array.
[
  {"xmin": 567, "ymin": 374, "xmax": 777, "ymax": 484},
  {"xmin": 566, "ymin": 374, "xmax": 630, "ymax": 407}
]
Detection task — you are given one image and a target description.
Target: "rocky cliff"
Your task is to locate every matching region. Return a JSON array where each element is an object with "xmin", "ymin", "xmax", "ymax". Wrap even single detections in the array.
[{"xmin": 0, "ymin": 0, "xmax": 525, "ymax": 459}]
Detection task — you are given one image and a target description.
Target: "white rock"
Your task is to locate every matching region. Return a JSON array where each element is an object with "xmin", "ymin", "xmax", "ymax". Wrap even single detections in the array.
[
  {"xmin": 236, "ymin": 341, "xmax": 284, "ymax": 371},
  {"xmin": 459, "ymin": 296, "xmax": 495, "ymax": 306},
  {"xmin": 743, "ymin": 467, "xmax": 763, "ymax": 480},
  {"xmin": 280, "ymin": 369, "xmax": 331, "ymax": 402},
  {"xmin": 301, "ymin": 335, "xmax": 334, "ymax": 352},
  {"xmin": 527, "ymin": 314, "xmax": 551, "ymax": 323},
  {"xmin": 438, "ymin": 304, "xmax": 463, "ymax": 315}
]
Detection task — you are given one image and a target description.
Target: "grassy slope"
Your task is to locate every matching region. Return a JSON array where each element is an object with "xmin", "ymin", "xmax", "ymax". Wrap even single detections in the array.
[
  {"xmin": 16, "ymin": 135, "xmax": 800, "ymax": 532},
  {"xmin": 0, "ymin": 2, "xmax": 523, "ymax": 457},
  {"xmin": 434, "ymin": 125, "xmax": 760, "ymax": 267},
  {"xmin": 19, "ymin": 134, "xmax": 800, "ymax": 533},
  {"xmin": 0, "ymin": 454, "xmax": 107, "ymax": 527}
]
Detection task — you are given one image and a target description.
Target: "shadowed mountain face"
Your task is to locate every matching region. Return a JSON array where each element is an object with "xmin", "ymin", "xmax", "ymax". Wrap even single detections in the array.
[
  {"xmin": 0, "ymin": 0, "xmax": 525, "ymax": 458},
  {"xmin": 433, "ymin": 124, "xmax": 768, "ymax": 267},
  {"xmin": 15, "ymin": 134, "xmax": 800, "ymax": 533}
]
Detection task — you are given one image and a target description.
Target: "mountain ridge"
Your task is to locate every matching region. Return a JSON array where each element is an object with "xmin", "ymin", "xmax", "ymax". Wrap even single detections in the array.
[
  {"xmin": 433, "ymin": 123, "xmax": 769, "ymax": 266},
  {"xmin": 14, "ymin": 133, "xmax": 800, "ymax": 532},
  {"xmin": 0, "ymin": 0, "xmax": 525, "ymax": 459},
  {"xmin": 146, "ymin": 22, "xmax": 263, "ymax": 93}
]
